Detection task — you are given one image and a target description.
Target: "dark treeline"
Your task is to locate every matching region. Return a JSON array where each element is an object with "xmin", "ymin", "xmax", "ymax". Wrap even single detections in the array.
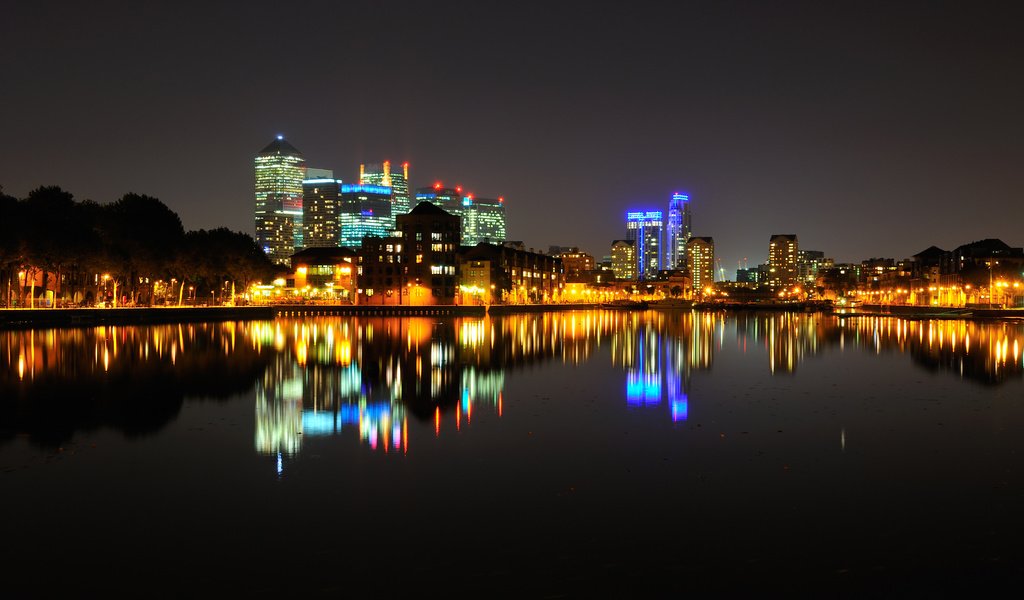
[{"xmin": 0, "ymin": 185, "xmax": 276, "ymax": 307}]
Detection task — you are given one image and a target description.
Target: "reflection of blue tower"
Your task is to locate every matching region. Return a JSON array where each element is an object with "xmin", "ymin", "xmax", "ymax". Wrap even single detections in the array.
[{"xmin": 624, "ymin": 326, "xmax": 690, "ymax": 421}]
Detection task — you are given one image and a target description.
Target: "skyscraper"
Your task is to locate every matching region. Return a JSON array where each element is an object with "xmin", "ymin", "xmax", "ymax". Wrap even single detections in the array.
[
  {"xmin": 254, "ymin": 136, "xmax": 306, "ymax": 264},
  {"xmin": 461, "ymin": 195, "xmax": 507, "ymax": 245},
  {"xmin": 687, "ymin": 237, "xmax": 715, "ymax": 292},
  {"xmin": 302, "ymin": 177, "xmax": 343, "ymax": 248},
  {"xmin": 360, "ymin": 161, "xmax": 411, "ymax": 217},
  {"xmin": 626, "ymin": 211, "xmax": 663, "ymax": 280},
  {"xmin": 666, "ymin": 192, "xmax": 692, "ymax": 269},
  {"xmin": 415, "ymin": 184, "xmax": 463, "ymax": 217},
  {"xmin": 768, "ymin": 234, "xmax": 799, "ymax": 288},
  {"xmin": 339, "ymin": 184, "xmax": 393, "ymax": 248}
]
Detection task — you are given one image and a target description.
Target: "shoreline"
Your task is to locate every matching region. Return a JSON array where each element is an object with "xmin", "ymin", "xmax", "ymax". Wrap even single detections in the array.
[{"xmin": 2, "ymin": 301, "xmax": 1022, "ymax": 329}]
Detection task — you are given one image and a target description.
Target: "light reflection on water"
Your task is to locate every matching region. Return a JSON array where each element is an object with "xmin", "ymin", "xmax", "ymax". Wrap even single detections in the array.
[
  {"xmin": 4, "ymin": 311, "xmax": 1024, "ymax": 593},
  {"xmin": 2, "ymin": 312, "xmax": 1022, "ymax": 454}
]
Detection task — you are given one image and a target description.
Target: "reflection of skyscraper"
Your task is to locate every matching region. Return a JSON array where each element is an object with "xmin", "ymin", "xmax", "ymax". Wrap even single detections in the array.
[
  {"xmin": 255, "ymin": 136, "xmax": 306, "ymax": 264},
  {"xmin": 666, "ymin": 193, "xmax": 692, "ymax": 269},
  {"xmin": 360, "ymin": 161, "xmax": 411, "ymax": 217},
  {"xmin": 626, "ymin": 211, "xmax": 663, "ymax": 280}
]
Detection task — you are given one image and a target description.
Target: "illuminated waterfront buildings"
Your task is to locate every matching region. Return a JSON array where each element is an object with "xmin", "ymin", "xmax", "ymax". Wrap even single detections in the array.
[
  {"xmin": 666, "ymin": 193, "xmax": 691, "ymax": 269},
  {"xmin": 554, "ymin": 248, "xmax": 595, "ymax": 280},
  {"xmin": 360, "ymin": 161, "xmax": 411, "ymax": 217},
  {"xmin": 768, "ymin": 234, "xmax": 799, "ymax": 288},
  {"xmin": 626, "ymin": 211, "xmax": 663, "ymax": 280},
  {"xmin": 254, "ymin": 136, "xmax": 306, "ymax": 265},
  {"xmin": 339, "ymin": 184, "xmax": 393, "ymax": 248},
  {"xmin": 611, "ymin": 240, "xmax": 637, "ymax": 281},
  {"xmin": 302, "ymin": 178, "xmax": 343, "ymax": 248},
  {"xmin": 687, "ymin": 237, "xmax": 715, "ymax": 291}
]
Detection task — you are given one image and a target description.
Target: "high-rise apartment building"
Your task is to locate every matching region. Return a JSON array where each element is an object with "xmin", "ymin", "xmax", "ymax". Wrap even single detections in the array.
[
  {"xmin": 360, "ymin": 161, "xmax": 411, "ymax": 217},
  {"xmin": 666, "ymin": 192, "xmax": 692, "ymax": 269},
  {"xmin": 611, "ymin": 240, "xmax": 637, "ymax": 281},
  {"xmin": 302, "ymin": 178, "xmax": 343, "ymax": 248},
  {"xmin": 768, "ymin": 234, "xmax": 799, "ymax": 288},
  {"xmin": 339, "ymin": 184, "xmax": 393, "ymax": 248},
  {"xmin": 626, "ymin": 211, "xmax": 663, "ymax": 280},
  {"xmin": 797, "ymin": 249, "xmax": 829, "ymax": 285},
  {"xmin": 687, "ymin": 237, "xmax": 715, "ymax": 292},
  {"xmin": 254, "ymin": 136, "xmax": 306, "ymax": 264}
]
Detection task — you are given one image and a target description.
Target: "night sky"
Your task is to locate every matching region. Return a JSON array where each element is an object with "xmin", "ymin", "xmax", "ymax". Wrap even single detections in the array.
[{"xmin": 3, "ymin": 1, "xmax": 1022, "ymax": 275}]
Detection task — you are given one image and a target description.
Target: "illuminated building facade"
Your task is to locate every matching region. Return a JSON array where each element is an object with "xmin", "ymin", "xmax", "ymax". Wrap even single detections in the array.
[
  {"xmin": 797, "ymin": 249, "xmax": 830, "ymax": 285},
  {"xmin": 360, "ymin": 161, "xmax": 411, "ymax": 217},
  {"xmin": 666, "ymin": 193, "xmax": 691, "ymax": 269},
  {"xmin": 254, "ymin": 136, "xmax": 306, "ymax": 264},
  {"xmin": 461, "ymin": 196, "xmax": 507, "ymax": 245},
  {"xmin": 357, "ymin": 201, "xmax": 460, "ymax": 305},
  {"xmin": 290, "ymin": 246, "xmax": 357, "ymax": 301},
  {"xmin": 459, "ymin": 243, "xmax": 564, "ymax": 304},
  {"xmin": 626, "ymin": 211, "xmax": 663, "ymax": 280},
  {"xmin": 554, "ymin": 248, "xmax": 595, "ymax": 280},
  {"xmin": 302, "ymin": 178, "xmax": 343, "ymax": 248},
  {"xmin": 339, "ymin": 184, "xmax": 393, "ymax": 248},
  {"xmin": 687, "ymin": 237, "xmax": 715, "ymax": 292},
  {"xmin": 611, "ymin": 240, "xmax": 637, "ymax": 281},
  {"xmin": 768, "ymin": 234, "xmax": 799, "ymax": 288}
]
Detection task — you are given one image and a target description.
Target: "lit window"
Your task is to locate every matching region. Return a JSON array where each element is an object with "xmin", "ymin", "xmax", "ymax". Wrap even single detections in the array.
[{"xmin": 416, "ymin": 255, "xmax": 423, "ymax": 263}]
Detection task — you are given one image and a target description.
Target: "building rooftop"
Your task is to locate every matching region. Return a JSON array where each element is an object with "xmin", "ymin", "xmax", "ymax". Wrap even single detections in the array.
[
  {"xmin": 408, "ymin": 201, "xmax": 454, "ymax": 216},
  {"xmin": 258, "ymin": 137, "xmax": 303, "ymax": 157}
]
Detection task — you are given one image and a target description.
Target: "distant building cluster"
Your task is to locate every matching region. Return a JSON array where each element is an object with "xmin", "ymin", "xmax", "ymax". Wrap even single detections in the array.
[
  {"xmin": 253, "ymin": 137, "xmax": 507, "ymax": 265},
  {"xmin": 253, "ymin": 136, "xmax": 1024, "ymax": 308}
]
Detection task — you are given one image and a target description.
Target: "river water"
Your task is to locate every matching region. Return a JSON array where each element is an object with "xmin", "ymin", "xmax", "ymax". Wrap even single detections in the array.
[{"xmin": 2, "ymin": 311, "xmax": 1024, "ymax": 595}]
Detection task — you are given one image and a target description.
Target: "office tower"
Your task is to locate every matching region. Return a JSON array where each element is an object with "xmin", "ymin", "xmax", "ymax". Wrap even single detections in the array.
[
  {"xmin": 687, "ymin": 237, "xmax": 715, "ymax": 292},
  {"xmin": 254, "ymin": 136, "xmax": 306, "ymax": 265},
  {"xmin": 415, "ymin": 184, "xmax": 464, "ymax": 217},
  {"xmin": 461, "ymin": 195, "xmax": 507, "ymax": 245},
  {"xmin": 339, "ymin": 184, "xmax": 393, "ymax": 248},
  {"xmin": 360, "ymin": 161, "xmax": 411, "ymax": 217},
  {"xmin": 666, "ymin": 192, "xmax": 692, "ymax": 269},
  {"xmin": 611, "ymin": 240, "xmax": 637, "ymax": 281},
  {"xmin": 768, "ymin": 234, "xmax": 799, "ymax": 288},
  {"xmin": 302, "ymin": 177, "xmax": 343, "ymax": 248},
  {"xmin": 626, "ymin": 211, "xmax": 663, "ymax": 280}
]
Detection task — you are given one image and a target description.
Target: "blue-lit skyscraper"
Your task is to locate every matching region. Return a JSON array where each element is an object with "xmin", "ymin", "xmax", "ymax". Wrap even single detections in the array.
[
  {"xmin": 339, "ymin": 184, "xmax": 393, "ymax": 248},
  {"xmin": 666, "ymin": 192, "xmax": 691, "ymax": 269},
  {"xmin": 626, "ymin": 211, "xmax": 663, "ymax": 280}
]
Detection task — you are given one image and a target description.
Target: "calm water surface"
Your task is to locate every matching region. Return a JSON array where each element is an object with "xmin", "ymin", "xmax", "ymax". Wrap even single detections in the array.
[{"xmin": 3, "ymin": 311, "xmax": 1024, "ymax": 595}]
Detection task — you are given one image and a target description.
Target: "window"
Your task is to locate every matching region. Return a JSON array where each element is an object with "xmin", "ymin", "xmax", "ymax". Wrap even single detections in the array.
[
  {"xmin": 432, "ymin": 232, "xmax": 442, "ymax": 240},
  {"xmin": 416, "ymin": 254, "xmax": 423, "ymax": 263}
]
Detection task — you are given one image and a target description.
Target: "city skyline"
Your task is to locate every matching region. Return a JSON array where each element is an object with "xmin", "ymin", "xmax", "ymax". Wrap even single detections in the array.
[{"xmin": 3, "ymin": 1, "xmax": 1023, "ymax": 270}]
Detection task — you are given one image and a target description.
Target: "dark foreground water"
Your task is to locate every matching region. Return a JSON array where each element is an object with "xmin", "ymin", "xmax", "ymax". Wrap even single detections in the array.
[{"xmin": 2, "ymin": 311, "xmax": 1024, "ymax": 595}]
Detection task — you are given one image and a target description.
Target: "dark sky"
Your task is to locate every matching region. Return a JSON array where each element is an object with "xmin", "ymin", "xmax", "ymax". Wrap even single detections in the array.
[{"xmin": 3, "ymin": 0, "xmax": 1023, "ymax": 274}]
